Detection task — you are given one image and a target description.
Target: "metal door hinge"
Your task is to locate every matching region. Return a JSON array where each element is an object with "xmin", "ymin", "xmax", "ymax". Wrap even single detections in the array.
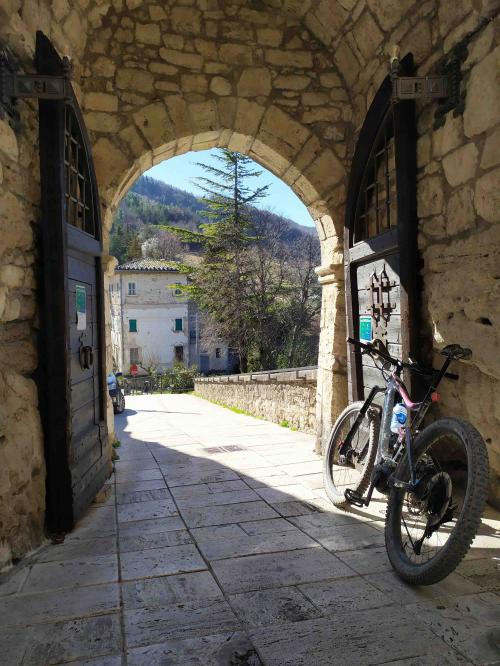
[
  {"xmin": 0, "ymin": 45, "xmax": 72, "ymax": 128},
  {"xmin": 389, "ymin": 46, "xmax": 458, "ymax": 102}
]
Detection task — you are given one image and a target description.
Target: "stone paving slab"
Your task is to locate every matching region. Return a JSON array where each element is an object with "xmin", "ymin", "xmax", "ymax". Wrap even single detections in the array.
[
  {"xmin": 120, "ymin": 544, "xmax": 206, "ymax": 581},
  {"xmin": 250, "ymin": 606, "xmax": 456, "ymax": 666},
  {"xmin": 180, "ymin": 500, "xmax": 280, "ymax": 528},
  {"xmin": 405, "ymin": 592, "xmax": 500, "ymax": 664},
  {"xmin": 196, "ymin": 529, "xmax": 319, "ymax": 561},
  {"xmin": 121, "ymin": 571, "xmax": 223, "ymax": 610},
  {"xmin": 117, "ymin": 498, "xmax": 178, "ymax": 523},
  {"xmin": 23, "ymin": 554, "xmax": 118, "ymax": 593},
  {"xmin": 114, "ymin": 478, "xmax": 167, "ymax": 493},
  {"xmin": 127, "ymin": 631, "xmax": 262, "ymax": 666},
  {"xmin": 118, "ymin": 515, "xmax": 185, "ymax": 536},
  {"xmin": 124, "ymin": 599, "xmax": 241, "ymax": 647},
  {"xmin": 211, "ymin": 547, "xmax": 354, "ymax": 594},
  {"xmin": 119, "ymin": 529, "xmax": 193, "ymax": 553},
  {"xmin": 116, "ymin": 487, "xmax": 173, "ymax": 504},
  {"xmin": 0, "ymin": 583, "xmax": 120, "ymax": 627},
  {"xmin": 37, "ymin": 536, "xmax": 118, "ymax": 563},
  {"xmin": 63, "ymin": 656, "xmax": 123, "ymax": 666},
  {"xmin": 298, "ymin": 575, "xmax": 392, "ymax": 613},
  {"xmin": 0, "ymin": 613, "xmax": 122, "ymax": 665},
  {"xmin": 1, "ymin": 393, "xmax": 498, "ymax": 666},
  {"xmin": 229, "ymin": 587, "xmax": 322, "ymax": 627},
  {"xmin": 174, "ymin": 487, "xmax": 261, "ymax": 508}
]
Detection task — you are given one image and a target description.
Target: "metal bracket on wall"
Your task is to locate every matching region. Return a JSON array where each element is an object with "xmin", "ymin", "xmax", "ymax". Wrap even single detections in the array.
[
  {"xmin": 389, "ymin": 46, "xmax": 459, "ymax": 103},
  {"xmin": 0, "ymin": 44, "xmax": 72, "ymax": 129}
]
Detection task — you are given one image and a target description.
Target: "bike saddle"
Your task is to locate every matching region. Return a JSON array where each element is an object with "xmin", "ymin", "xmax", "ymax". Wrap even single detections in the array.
[{"xmin": 440, "ymin": 344, "xmax": 472, "ymax": 360}]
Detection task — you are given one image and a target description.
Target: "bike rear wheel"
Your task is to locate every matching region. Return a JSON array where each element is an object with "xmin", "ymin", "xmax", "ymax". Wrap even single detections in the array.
[
  {"xmin": 385, "ymin": 418, "xmax": 489, "ymax": 585},
  {"xmin": 323, "ymin": 401, "xmax": 380, "ymax": 507}
]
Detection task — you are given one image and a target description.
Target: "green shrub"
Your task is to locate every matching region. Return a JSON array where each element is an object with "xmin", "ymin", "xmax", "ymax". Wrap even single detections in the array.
[{"xmin": 162, "ymin": 362, "xmax": 199, "ymax": 392}]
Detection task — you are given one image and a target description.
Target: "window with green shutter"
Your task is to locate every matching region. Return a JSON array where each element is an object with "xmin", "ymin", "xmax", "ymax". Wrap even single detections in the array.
[
  {"xmin": 129, "ymin": 319, "xmax": 137, "ymax": 332},
  {"xmin": 175, "ymin": 318, "xmax": 183, "ymax": 332}
]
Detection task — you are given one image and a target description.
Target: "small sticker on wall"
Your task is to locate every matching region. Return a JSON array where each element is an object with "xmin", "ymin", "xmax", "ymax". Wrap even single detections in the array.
[
  {"xmin": 76, "ymin": 285, "xmax": 87, "ymax": 331},
  {"xmin": 359, "ymin": 315, "xmax": 372, "ymax": 342}
]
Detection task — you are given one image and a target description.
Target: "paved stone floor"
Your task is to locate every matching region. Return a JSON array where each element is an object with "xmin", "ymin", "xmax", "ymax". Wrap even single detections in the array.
[{"xmin": 0, "ymin": 394, "xmax": 499, "ymax": 665}]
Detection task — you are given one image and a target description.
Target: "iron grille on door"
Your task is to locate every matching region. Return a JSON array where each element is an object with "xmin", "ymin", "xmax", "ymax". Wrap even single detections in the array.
[
  {"xmin": 354, "ymin": 114, "xmax": 397, "ymax": 243},
  {"xmin": 64, "ymin": 105, "xmax": 96, "ymax": 237}
]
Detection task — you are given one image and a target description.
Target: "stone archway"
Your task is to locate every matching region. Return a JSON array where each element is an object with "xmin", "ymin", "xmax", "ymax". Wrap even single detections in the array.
[
  {"xmin": 98, "ymin": 124, "xmax": 349, "ymax": 450},
  {"xmin": 74, "ymin": 1, "xmax": 358, "ymax": 448}
]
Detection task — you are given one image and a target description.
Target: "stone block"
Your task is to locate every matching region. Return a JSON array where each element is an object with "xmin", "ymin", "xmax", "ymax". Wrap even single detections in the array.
[
  {"xmin": 274, "ymin": 74, "xmax": 311, "ymax": 90},
  {"xmin": 180, "ymin": 74, "xmax": 208, "ymax": 94},
  {"xmin": 133, "ymin": 102, "xmax": 173, "ymax": 148},
  {"xmin": 164, "ymin": 95, "xmax": 192, "ymax": 137},
  {"xmin": 0, "ymin": 264, "xmax": 25, "ymax": 288},
  {"xmin": 135, "ymin": 22, "xmax": 161, "ymax": 45},
  {"xmin": 480, "ymin": 127, "xmax": 500, "ymax": 169},
  {"xmin": 219, "ymin": 43, "xmax": 255, "ymax": 65},
  {"xmin": 85, "ymin": 112, "xmax": 121, "ymax": 133},
  {"xmin": 160, "ymin": 49, "xmax": 203, "ymax": 69},
  {"xmin": 257, "ymin": 28, "xmax": 282, "ymax": 47},
  {"xmin": 464, "ymin": 46, "xmax": 500, "ymax": 138},
  {"xmin": 188, "ymin": 99, "xmax": 218, "ymax": 133},
  {"xmin": 265, "ymin": 49, "xmax": 313, "ymax": 68},
  {"xmin": 442, "ymin": 143, "xmax": 479, "ymax": 186},
  {"xmin": 446, "ymin": 185, "xmax": 476, "ymax": 235},
  {"xmin": 475, "ymin": 166, "xmax": 500, "ymax": 221},
  {"xmin": 209, "ymin": 76, "xmax": 231, "ymax": 96},
  {"xmin": 93, "ymin": 137, "xmax": 130, "ymax": 188},
  {"xmin": 0, "ymin": 119, "xmax": 19, "ymax": 162},
  {"xmin": 302, "ymin": 107, "xmax": 341, "ymax": 123},
  {"xmin": 237, "ymin": 68, "xmax": 271, "ymax": 97},
  {"xmin": 417, "ymin": 175, "xmax": 444, "ymax": 217},
  {"xmin": 170, "ymin": 6, "xmax": 202, "ymax": 35},
  {"xmin": 353, "ymin": 10, "xmax": 384, "ymax": 60},
  {"xmin": 334, "ymin": 40, "xmax": 361, "ymax": 86},
  {"xmin": 260, "ymin": 106, "xmax": 310, "ymax": 154},
  {"xmin": 85, "ymin": 92, "xmax": 118, "ymax": 113},
  {"xmin": 116, "ymin": 68, "xmax": 154, "ymax": 93},
  {"xmin": 432, "ymin": 113, "xmax": 463, "ymax": 157}
]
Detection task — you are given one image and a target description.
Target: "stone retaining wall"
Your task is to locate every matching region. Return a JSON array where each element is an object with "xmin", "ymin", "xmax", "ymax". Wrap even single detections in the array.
[{"xmin": 195, "ymin": 379, "xmax": 317, "ymax": 434}]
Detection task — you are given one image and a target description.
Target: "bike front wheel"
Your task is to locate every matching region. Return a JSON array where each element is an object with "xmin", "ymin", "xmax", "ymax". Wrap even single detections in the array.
[
  {"xmin": 323, "ymin": 401, "xmax": 380, "ymax": 507},
  {"xmin": 385, "ymin": 418, "xmax": 489, "ymax": 585}
]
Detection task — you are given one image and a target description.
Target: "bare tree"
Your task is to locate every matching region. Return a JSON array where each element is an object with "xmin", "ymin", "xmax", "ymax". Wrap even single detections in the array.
[{"xmin": 142, "ymin": 230, "xmax": 183, "ymax": 260}]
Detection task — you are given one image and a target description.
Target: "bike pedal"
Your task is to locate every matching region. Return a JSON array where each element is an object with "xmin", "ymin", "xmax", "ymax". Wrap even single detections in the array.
[{"xmin": 344, "ymin": 489, "xmax": 366, "ymax": 507}]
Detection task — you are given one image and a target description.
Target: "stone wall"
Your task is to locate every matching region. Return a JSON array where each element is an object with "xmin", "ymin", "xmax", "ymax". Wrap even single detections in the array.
[
  {"xmin": 195, "ymin": 378, "xmax": 317, "ymax": 433},
  {"xmin": 0, "ymin": 1, "xmax": 93, "ymax": 569}
]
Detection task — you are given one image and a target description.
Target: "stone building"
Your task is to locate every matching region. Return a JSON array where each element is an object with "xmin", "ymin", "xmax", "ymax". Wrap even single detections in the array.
[
  {"xmin": 0, "ymin": 0, "xmax": 499, "ymax": 569},
  {"xmin": 110, "ymin": 258, "xmax": 190, "ymax": 372}
]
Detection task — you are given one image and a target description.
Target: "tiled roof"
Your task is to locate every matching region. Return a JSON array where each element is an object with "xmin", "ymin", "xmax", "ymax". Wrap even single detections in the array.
[{"xmin": 116, "ymin": 258, "xmax": 180, "ymax": 272}]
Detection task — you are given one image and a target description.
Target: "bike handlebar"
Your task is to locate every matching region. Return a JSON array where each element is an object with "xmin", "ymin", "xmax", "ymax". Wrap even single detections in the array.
[{"xmin": 346, "ymin": 337, "xmax": 454, "ymax": 379}]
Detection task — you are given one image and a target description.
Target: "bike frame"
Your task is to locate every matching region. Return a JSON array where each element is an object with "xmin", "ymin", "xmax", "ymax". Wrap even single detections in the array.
[{"xmin": 341, "ymin": 344, "xmax": 455, "ymax": 503}]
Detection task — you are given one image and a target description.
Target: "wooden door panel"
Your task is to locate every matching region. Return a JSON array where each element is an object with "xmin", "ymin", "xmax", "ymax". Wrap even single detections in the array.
[
  {"xmin": 37, "ymin": 31, "xmax": 109, "ymax": 532},
  {"xmin": 344, "ymin": 55, "xmax": 417, "ymax": 402}
]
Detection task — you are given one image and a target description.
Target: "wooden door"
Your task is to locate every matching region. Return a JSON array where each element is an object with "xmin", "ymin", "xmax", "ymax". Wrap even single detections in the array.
[
  {"xmin": 36, "ymin": 32, "xmax": 109, "ymax": 532},
  {"xmin": 344, "ymin": 55, "xmax": 418, "ymax": 401}
]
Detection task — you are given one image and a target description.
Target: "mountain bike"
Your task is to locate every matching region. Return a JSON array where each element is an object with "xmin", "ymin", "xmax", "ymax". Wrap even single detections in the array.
[{"xmin": 323, "ymin": 337, "xmax": 489, "ymax": 585}]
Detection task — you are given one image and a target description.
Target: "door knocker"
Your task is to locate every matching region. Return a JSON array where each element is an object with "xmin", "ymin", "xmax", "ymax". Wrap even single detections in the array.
[{"xmin": 78, "ymin": 333, "xmax": 94, "ymax": 369}]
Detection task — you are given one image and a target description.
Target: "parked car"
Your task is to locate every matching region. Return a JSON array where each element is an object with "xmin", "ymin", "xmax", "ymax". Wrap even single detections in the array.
[{"xmin": 107, "ymin": 372, "xmax": 125, "ymax": 414}]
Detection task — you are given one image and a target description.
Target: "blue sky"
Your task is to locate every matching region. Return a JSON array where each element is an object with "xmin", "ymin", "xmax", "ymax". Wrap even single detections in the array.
[{"xmin": 145, "ymin": 148, "xmax": 314, "ymax": 228}]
